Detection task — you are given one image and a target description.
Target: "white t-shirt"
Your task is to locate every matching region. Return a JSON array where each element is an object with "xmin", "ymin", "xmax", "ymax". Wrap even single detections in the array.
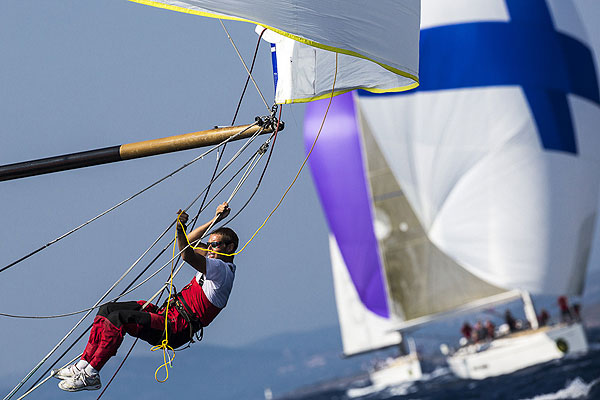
[{"xmin": 195, "ymin": 257, "xmax": 236, "ymax": 308}]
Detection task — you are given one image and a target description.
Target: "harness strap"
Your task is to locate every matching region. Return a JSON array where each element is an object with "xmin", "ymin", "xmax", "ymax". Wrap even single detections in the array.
[
  {"xmin": 174, "ymin": 294, "xmax": 204, "ymax": 344},
  {"xmin": 158, "ymin": 286, "xmax": 203, "ymax": 346}
]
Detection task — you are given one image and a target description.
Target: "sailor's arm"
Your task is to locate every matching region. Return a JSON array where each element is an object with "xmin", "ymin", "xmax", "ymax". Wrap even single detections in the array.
[
  {"xmin": 179, "ymin": 202, "xmax": 230, "ymax": 245},
  {"xmin": 175, "ymin": 203, "xmax": 231, "ymax": 273},
  {"xmin": 176, "ymin": 211, "xmax": 206, "ymax": 273}
]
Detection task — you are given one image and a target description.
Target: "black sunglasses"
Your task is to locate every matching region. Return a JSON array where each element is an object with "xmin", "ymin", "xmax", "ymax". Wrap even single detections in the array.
[{"xmin": 207, "ymin": 241, "xmax": 230, "ymax": 248}]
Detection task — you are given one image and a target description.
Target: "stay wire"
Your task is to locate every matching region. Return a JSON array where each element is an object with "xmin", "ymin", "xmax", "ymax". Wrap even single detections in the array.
[
  {"xmin": 219, "ymin": 19, "xmax": 270, "ymax": 112},
  {"xmin": 231, "ymin": 27, "xmax": 267, "ymax": 126},
  {"xmin": 222, "ymin": 107, "xmax": 281, "ymax": 226},
  {"xmin": 0, "ymin": 122, "xmax": 260, "ymax": 275}
]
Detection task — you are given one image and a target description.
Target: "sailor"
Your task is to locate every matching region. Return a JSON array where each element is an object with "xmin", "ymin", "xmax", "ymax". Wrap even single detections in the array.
[
  {"xmin": 460, "ymin": 322, "xmax": 472, "ymax": 343},
  {"xmin": 53, "ymin": 202, "xmax": 237, "ymax": 391},
  {"xmin": 538, "ymin": 309, "xmax": 550, "ymax": 326},
  {"xmin": 558, "ymin": 296, "xmax": 572, "ymax": 323},
  {"xmin": 484, "ymin": 320, "xmax": 495, "ymax": 340},
  {"xmin": 504, "ymin": 310, "xmax": 518, "ymax": 332}
]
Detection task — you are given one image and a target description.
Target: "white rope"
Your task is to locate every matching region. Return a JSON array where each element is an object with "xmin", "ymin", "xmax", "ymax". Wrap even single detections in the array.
[
  {"xmin": 15, "ymin": 354, "xmax": 81, "ymax": 400},
  {"xmin": 219, "ymin": 19, "xmax": 270, "ymax": 112}
]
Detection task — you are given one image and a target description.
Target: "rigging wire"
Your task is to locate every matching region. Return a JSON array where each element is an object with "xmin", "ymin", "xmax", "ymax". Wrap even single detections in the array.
[
  {"xmin": 0, "ymin": 122, "xmax": 260, "ymax": 276},
  {"xmin": 219, "ymin": 19, "xmax": 270, "ymax": 112},
  {"xmin": 231, "ymin": 27, "xmax": 267, "ymax": 126},
  {"xmin": 222, "ymin": 107, "xmax": 281, "ymax": 225},
  {"xmin": 96, "ymin": 338, "xmax": 139, "ymax": 400}
]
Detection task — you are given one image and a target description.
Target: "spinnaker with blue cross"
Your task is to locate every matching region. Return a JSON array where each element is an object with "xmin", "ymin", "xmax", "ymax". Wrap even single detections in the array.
[{"xmin": 304, "ymin": 0, "xmax": 600, "ymax": 384}]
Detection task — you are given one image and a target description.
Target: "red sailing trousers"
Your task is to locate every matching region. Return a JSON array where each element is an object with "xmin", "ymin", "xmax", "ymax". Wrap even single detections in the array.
[{"xmin": 82, "ymin": 301, "xmax": 190, "ymax": 371}]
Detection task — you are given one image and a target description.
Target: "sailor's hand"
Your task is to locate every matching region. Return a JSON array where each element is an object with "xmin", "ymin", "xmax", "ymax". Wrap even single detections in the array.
[
  {"xmin": 215, "ymin": 202, "xmax": 231, "ymax": 222},
  {"xmin": 177, "ymin": 209, "xmax": 189, "ymax": 231}
]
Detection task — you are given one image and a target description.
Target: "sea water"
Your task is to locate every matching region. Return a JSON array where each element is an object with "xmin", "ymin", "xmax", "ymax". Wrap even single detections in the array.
[{"xmin": 285, "ymin": 329, "xmax": 600, "ymax": 400}]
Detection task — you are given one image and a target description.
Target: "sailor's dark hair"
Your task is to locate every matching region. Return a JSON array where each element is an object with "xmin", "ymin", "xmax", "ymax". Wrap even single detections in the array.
[{"xmin": 211, "ymin": 227, "xmax": 239, "ymax": 252}]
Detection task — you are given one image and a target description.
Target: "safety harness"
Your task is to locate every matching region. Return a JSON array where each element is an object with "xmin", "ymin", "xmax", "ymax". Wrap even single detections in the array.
[
  {"xmin": 172, "ymin": 292, "xmax": 204, "ymax": 344},
  {"xmin": 159, "ymin": 284, "xmax": 203, "ymax": 348}
]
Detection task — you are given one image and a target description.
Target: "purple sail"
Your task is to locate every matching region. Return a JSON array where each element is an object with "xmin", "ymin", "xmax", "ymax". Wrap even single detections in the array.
[{"xmin": 304, "ymin": 92, "xmax": 388, "ymax": 317}]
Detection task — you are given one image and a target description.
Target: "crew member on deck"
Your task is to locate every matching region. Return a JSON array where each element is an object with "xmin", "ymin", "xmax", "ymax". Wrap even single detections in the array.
[
  {"xmin": 504, "ymin": 310, "xmax": 517, "ymax": 332},
  {"xmin": 53, "ymin": 202, "xmax": 238, "ymax": 392},
  {"xmin": 558, "ymin": 296, "xmax": 572, "ymax": 323},
  {"xmin": 484, "ymin": 320, "xmax": 495, "ymax": 339},
  {"xmin": 461, "ymin": 322, "xmax": 472, "ymax": 343},
  {"xmin": 538, "ymin": 309, "xmax": 550, "ymax": 326}
]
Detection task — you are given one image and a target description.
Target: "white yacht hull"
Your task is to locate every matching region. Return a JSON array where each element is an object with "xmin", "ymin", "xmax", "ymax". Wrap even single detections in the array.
[
  {"xmin": 447, "ymin": 323, "xmax": 588, "ymax": 380},
  {"xmin": 369, "ymin": 352, "xmax": 423, "ymax": 388}
]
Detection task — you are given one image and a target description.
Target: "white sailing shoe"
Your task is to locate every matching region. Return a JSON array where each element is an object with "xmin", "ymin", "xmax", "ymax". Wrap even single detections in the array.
[
  {"xmin": 58, "ymin": 371, "xmax": 101, "ymax": 392},
  {"xmin": 51, "ymin": 364, "xmax": 81, "ymax": 380}
]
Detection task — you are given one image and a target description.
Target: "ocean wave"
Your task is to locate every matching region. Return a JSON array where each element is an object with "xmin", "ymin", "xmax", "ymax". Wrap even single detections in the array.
[
  {"xmin": 345, "ymin": 367, "xmax": 451, "ymax": 399},
  {"xmin": 521, "ymin": 377, "xmax": 600, "ymax": 400},
  {"xmin": 421, "ymin": 366, "xmax": 451, "ymax": 381},
  {"xmin": 346, "ymin": 380, "xmax": 417, "ymax": 399}
]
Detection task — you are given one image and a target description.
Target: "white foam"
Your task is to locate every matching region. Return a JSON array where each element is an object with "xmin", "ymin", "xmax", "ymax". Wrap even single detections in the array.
[
  {"xmin": 346, "ymin": 385, "xmax": 383, "ymax": 398},
  {"xmin": 346, "ymin": 380, "xmax": 417, "ymax": 399},
  {"xmin": 421, "ymin": 366, "xmax": 451, "ymax": 381},
  {"xmin": 522, "ymin": 377, "xmax": 600, "ymax": 400}
]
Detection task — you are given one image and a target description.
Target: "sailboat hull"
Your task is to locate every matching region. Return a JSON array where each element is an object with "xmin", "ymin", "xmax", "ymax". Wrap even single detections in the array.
[
  {"xmin": 447, "ymin": 323, "xmax": 588, "ymax": 380},
  {"xmin": 369, "ymin": 352, "xmax": 423, "ymax": 389}
]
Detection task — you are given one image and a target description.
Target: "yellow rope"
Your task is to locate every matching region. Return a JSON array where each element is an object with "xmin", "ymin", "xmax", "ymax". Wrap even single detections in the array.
[
  {"xmin": 177, "ymin": 54, "xmax": 339, "ymax": 258},
  {"xmin": 150, "ymin": 233, "xmax": 177, "ymax": 382}
]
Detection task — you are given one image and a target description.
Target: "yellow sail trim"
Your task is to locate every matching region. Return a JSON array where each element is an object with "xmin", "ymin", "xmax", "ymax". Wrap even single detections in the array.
[
  {"xmin": 278, "ymin": 82, "xmax": 420, "ymax": 105},
  {"xmin": 129, "ymin": 0, "xmax": 420, "ymax": 87}
]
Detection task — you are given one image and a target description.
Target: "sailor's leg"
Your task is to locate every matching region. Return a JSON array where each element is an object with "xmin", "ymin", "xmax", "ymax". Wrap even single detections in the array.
[
  {"xmin": 83, "ymin": 301, "xmax": 149, "ymax": 371},
  {"xmin": 80, "ymin": 302, "xmax": 140, "ymax": 364}
]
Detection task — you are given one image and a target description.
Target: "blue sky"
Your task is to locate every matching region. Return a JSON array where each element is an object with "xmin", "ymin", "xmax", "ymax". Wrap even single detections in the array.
[{"xmin": 1, "ymin": 0, "xmax": 599, "ymax": 386}]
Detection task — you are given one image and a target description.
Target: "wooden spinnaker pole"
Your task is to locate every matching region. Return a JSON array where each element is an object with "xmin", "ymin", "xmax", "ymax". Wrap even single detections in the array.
[{"xmin": 0, "ymin": 121, "xmax": 282, "ymax": 182}]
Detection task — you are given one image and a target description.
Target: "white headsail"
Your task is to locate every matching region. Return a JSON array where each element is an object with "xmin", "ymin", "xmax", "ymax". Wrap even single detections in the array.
[{"xmin": 131, "ymin": 0, "xmax": 421, "ymax": 103}]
